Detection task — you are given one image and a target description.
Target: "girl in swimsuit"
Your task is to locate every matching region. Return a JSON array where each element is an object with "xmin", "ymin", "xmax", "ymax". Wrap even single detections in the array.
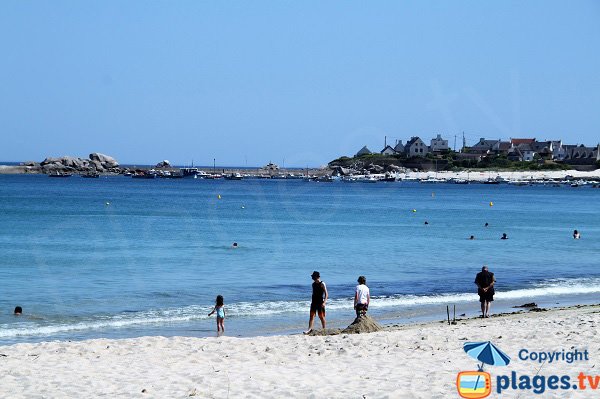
[{"xmin": 208, "ymin": 295, "xmax": 226, "ymax": 333}]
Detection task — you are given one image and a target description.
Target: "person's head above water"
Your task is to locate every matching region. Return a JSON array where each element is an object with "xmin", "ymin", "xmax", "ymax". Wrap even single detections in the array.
[
  {"xmin": 501, "ymin": 233, "xmax": 508, "ymax": 239},
  {"xmin": 469, "ymin": 235, "xmax": 475, "ymax": 240},
  {"xmin": 357, "ymin": 275, "xmax": 366, "ymax": 285},
  {"xmin": 232, "ymin": 242, "xmax": 238, "ymax": 248},
  {"xmin": 14, "ymin": 306, "xmax": 22, "ymax": 315}
]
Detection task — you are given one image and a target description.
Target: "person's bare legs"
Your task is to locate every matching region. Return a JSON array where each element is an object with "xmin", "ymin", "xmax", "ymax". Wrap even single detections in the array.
[
  {"xmin": 305, "ymin": 310, "xmax": 316, "ymax": 333},
  {"xmin": 485, "ymin": 301, "xmax": 491, "ymax": 318},
  {"xmin": 219, "ymin": 318, "xmax": 225, "ymax": 332},
  {"xmin": 318, "ymin": 310, "xmax": 326, "ymax": 329},
  {"xmin": 480, "ymin": 302, "xmax": 485, "ymax": 317}
]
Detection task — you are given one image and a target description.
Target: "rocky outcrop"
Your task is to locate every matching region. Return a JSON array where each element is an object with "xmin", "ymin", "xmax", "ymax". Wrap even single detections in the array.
[
  {"xmin": 367, "ymin": 163, "xmax": 384, "ymax": 173},
  {"xmin": 155, "ymin": 160, "xmax": 171, "ymax": 168},
  {"xmin": 89, "ymin": 153, "xmax": 119, "ymax": 168},
  {"xmin": 39, "ymin": 153, "xmax": 121, "ymax": 174}
]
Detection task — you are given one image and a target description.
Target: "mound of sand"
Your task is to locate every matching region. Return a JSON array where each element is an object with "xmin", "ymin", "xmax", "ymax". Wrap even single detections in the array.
[
  {"xmin": 341, "ymin": 315, "xmax": 382, "ymax": 334},
  {"xmin": 308, "ymin": 315, "xmax": 383, "ymax": 336}
]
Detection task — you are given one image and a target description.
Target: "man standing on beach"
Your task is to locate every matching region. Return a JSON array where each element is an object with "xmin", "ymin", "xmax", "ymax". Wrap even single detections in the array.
[
  {"xmin": 304, "ymin": 271, "xmax": 328, "ymax": 334},
  {"xmin": 475, "ymin": 266, "xmax": 495, "ymax": 318}
]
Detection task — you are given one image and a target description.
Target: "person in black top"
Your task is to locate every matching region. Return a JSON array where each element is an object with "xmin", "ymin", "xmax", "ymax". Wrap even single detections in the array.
[
  {"xmin": 474, "ymin": 266, "xmax": 496, "ymax": 318},
  {"xmin": 304, "ymin": 271, "xmax": 328, "ymax": 334}
]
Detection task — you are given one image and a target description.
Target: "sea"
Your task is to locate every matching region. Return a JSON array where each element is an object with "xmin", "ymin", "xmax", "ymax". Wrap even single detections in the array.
[{"xmin": 1, "ymin": 174, "xmax": 599, "ymax": 345}]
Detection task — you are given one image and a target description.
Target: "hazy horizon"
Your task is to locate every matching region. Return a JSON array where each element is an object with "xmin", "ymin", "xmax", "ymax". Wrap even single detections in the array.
[{"xmin": 2, "ymin": 1, "xmax": 599, "ymax": 167}]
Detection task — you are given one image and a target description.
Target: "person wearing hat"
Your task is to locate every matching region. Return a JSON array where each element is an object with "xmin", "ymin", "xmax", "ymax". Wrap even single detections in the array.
[{"xmin": 304, "ymin": 271, "xmax": 328, "ymax": 334}]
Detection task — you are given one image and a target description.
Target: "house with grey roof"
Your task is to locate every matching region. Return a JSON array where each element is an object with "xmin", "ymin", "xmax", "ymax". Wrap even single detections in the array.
[
  {"xmin": 355, "ymin": 146, "xmax": 372, "ymax": 157},
  {"xmin": 380, "ymin": 145, "xmax": 397, "ymax": 155},
  {"xmin": 470, "ymin": 138, "xmax": 501, "ymax": 155},
  {"xmin": 393, "ymin": 140, "xmax": 405, "ymax": 153},
  {"xmin": 517, "ymin": 143, "xmax": 536, "ymax": 161},
  {"xmin": 404, "ymin": 137, "xmax": 429, "ymax": 158},
  {"xmin": 492, "ymin": 141, "xmax": 513, "ymax": 154},
  {"xmin": 564, "ymin": 144, "xmax": 600, "ymax": 165},
  {"xmin": 529, "ymin": 141, "xmax": 554, "ymax": 160},
  {"xmin": 507, "ymin": 146, "xmax": 524, "ymax": 162},
  {"xmin": 430, "ymin": 134, "xmax": 449, "ymax": 152}
]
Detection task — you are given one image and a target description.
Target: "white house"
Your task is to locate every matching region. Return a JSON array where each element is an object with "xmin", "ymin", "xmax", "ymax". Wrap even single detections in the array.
[
  {"xmin": 380, "ymin": 145, "xmax": 397, "ymax": 155},
  {"xmin": 430, "ymin": 134, "xmax": 449, "ymax": 152},
  {"xmin": 550, "ymin": 140, "xmax": 566, "ymax": 161}
]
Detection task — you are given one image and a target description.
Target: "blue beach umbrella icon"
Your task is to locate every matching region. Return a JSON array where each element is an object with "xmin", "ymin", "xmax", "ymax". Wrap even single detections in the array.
[
  {"xmin": 464, "ymin": 341, "xmax": 511, "ymax": 369},
  {"xmin": 463, "ymin": 341, "xmax": 511, "ymax": 392}
]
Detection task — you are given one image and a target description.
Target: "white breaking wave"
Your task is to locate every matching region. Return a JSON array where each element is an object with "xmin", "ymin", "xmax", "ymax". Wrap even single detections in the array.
[{"xmin": 1, "ymin": 277, "xmax": 599, "ymax": 339}]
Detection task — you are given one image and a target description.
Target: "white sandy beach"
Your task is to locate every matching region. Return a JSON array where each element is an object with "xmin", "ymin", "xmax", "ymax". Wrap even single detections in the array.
[
  {"xmin": 1, "ymin": 305, "xmax": 598, "ymax": 398},
  {"xmin": 403, "ymin": 169, "xmax": 600, "ymax": 182}
]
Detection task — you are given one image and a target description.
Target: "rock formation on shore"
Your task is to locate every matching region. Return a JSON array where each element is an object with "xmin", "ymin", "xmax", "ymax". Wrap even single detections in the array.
[
  {"xmin": 155, "ymin": 160, "xmax": 171, "ymax": 168},
  {"xmin": 40, "ymin": 153, "xmax": 120, "ymax": 174}
]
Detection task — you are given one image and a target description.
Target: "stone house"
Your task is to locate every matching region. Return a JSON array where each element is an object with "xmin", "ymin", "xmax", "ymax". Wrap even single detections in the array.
[
  {"xmin": 430, "ymin": 134, "xmax": 449, "ymax": 152},
  {"xmin": 404, "ymin": 137, "xmax": 429, "ymax": 158}
]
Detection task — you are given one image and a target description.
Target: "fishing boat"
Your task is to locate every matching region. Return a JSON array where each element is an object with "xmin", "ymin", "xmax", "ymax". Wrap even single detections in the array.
[
  {"xmin": 81, "ymin": 173, "xmax": 100, "ymax": 178},
  {"xmin": 419, "ymin": 177, "xmax": 444, "ymax": 184},
  {"xmin": 224, "ymin": 173, "xmax": 243, "ymax": 180},
  {"xmin": 452, "ymin": 178, "xmax": 469, "ymax": 184},
  {"xmin": 483, "ymin": 178, "xmax": 500, "ymax": 185},
  {"xmin": 312, "ymin": 175, "xmax": 334, "ymax": 182},
  {"xmin": 132, "ymin": 171, "xmax": 156, "ymax": 179},
  {"xmin": 381, "ymin": 173, "xmax": 397, "ymax": 182},
  {"xmin": 180, "ymin": 167, "xmax": 200, "ymax": 178},
  {"xmin": 48, "ymin": 172, "xmax": 72, "ymax": 177}
]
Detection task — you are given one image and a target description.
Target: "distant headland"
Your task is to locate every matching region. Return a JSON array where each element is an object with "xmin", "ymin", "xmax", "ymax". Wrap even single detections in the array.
[{"xmin": 330, "ymin": 135, "xmax": 600, "ymax": 175}]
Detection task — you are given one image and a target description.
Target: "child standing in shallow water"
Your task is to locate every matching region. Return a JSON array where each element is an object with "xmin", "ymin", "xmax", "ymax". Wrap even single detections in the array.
[{"xmin": 208, "ymin": 295, "xmax": 225, "ymax": 333}]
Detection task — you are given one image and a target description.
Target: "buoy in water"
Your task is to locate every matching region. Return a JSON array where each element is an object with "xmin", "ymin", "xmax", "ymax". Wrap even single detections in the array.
[
  {"xmin": 105, "ymin": 202, "xmax": 110, "ymax": 206},
  {"xmin": 412, "ymin": 209, "xmax": 417, "ymax": 213},
  {"xmin": 218, "ymin": 194, "xmax": 221, "ymax": 200},
  {"xmin": 489, "ymin": 201, "xmax": 494, "ymax": 207}
]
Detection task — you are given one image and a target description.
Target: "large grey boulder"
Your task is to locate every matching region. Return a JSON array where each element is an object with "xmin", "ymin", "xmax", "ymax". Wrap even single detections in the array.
[
  {"xmin": 386, "ymin": 164, "xmax": 403, "ymax": 172},
  {"xmin": 61, "ymin": 156, "xmax": 87, "ymax": 169},
  {"xmin": 156, "ymin": 160, "xmax": 171, "ymax": 168},
  {"xmin": 89, "ymin": 153, "xmax": 119, "ymax": 168},
  {"xmin": 41, "ymin": 157, "xmax": 62, "ymax": 165},
  {"xmin": 368, "ymin": 164, "xmax": 384, "ymax": 173},
  {"xmin": 90, "ymin": 160, "xmax": 105, "ymax": 171}
]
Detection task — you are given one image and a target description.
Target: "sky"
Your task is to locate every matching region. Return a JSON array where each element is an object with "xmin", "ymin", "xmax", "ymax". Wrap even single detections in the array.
[{"xmin": 1, "ymin": 1, "xmax": 599, "ymax": 167}]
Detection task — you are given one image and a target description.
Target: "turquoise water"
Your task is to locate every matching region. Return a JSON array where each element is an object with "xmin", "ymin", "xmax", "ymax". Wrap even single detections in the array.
[{"xmin": 1, "ymin": 175, "xmax": 599, "ymax": 344}]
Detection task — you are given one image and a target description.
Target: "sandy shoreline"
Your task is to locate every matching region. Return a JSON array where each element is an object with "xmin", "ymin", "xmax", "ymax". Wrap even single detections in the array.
[{"xmin": 1, "ymin": 304, "xmax": 598, "ymax": 398}]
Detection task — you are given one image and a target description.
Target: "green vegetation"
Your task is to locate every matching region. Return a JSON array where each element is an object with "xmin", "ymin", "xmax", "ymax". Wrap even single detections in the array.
[{"xmin": 329, "ymin": 151, "xmax": 572, "ymax": 171}]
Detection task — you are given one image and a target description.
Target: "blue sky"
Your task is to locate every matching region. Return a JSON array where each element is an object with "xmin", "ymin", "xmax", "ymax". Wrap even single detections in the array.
[{"xmin": 1, "ymin": 1, "xmax": 599, "ymax": 166}]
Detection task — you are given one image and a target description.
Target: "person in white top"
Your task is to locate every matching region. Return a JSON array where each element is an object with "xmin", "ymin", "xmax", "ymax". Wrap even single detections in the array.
[{"xmin": 354, "ymin": 275, "xmax": 370, "ymax": 318}]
